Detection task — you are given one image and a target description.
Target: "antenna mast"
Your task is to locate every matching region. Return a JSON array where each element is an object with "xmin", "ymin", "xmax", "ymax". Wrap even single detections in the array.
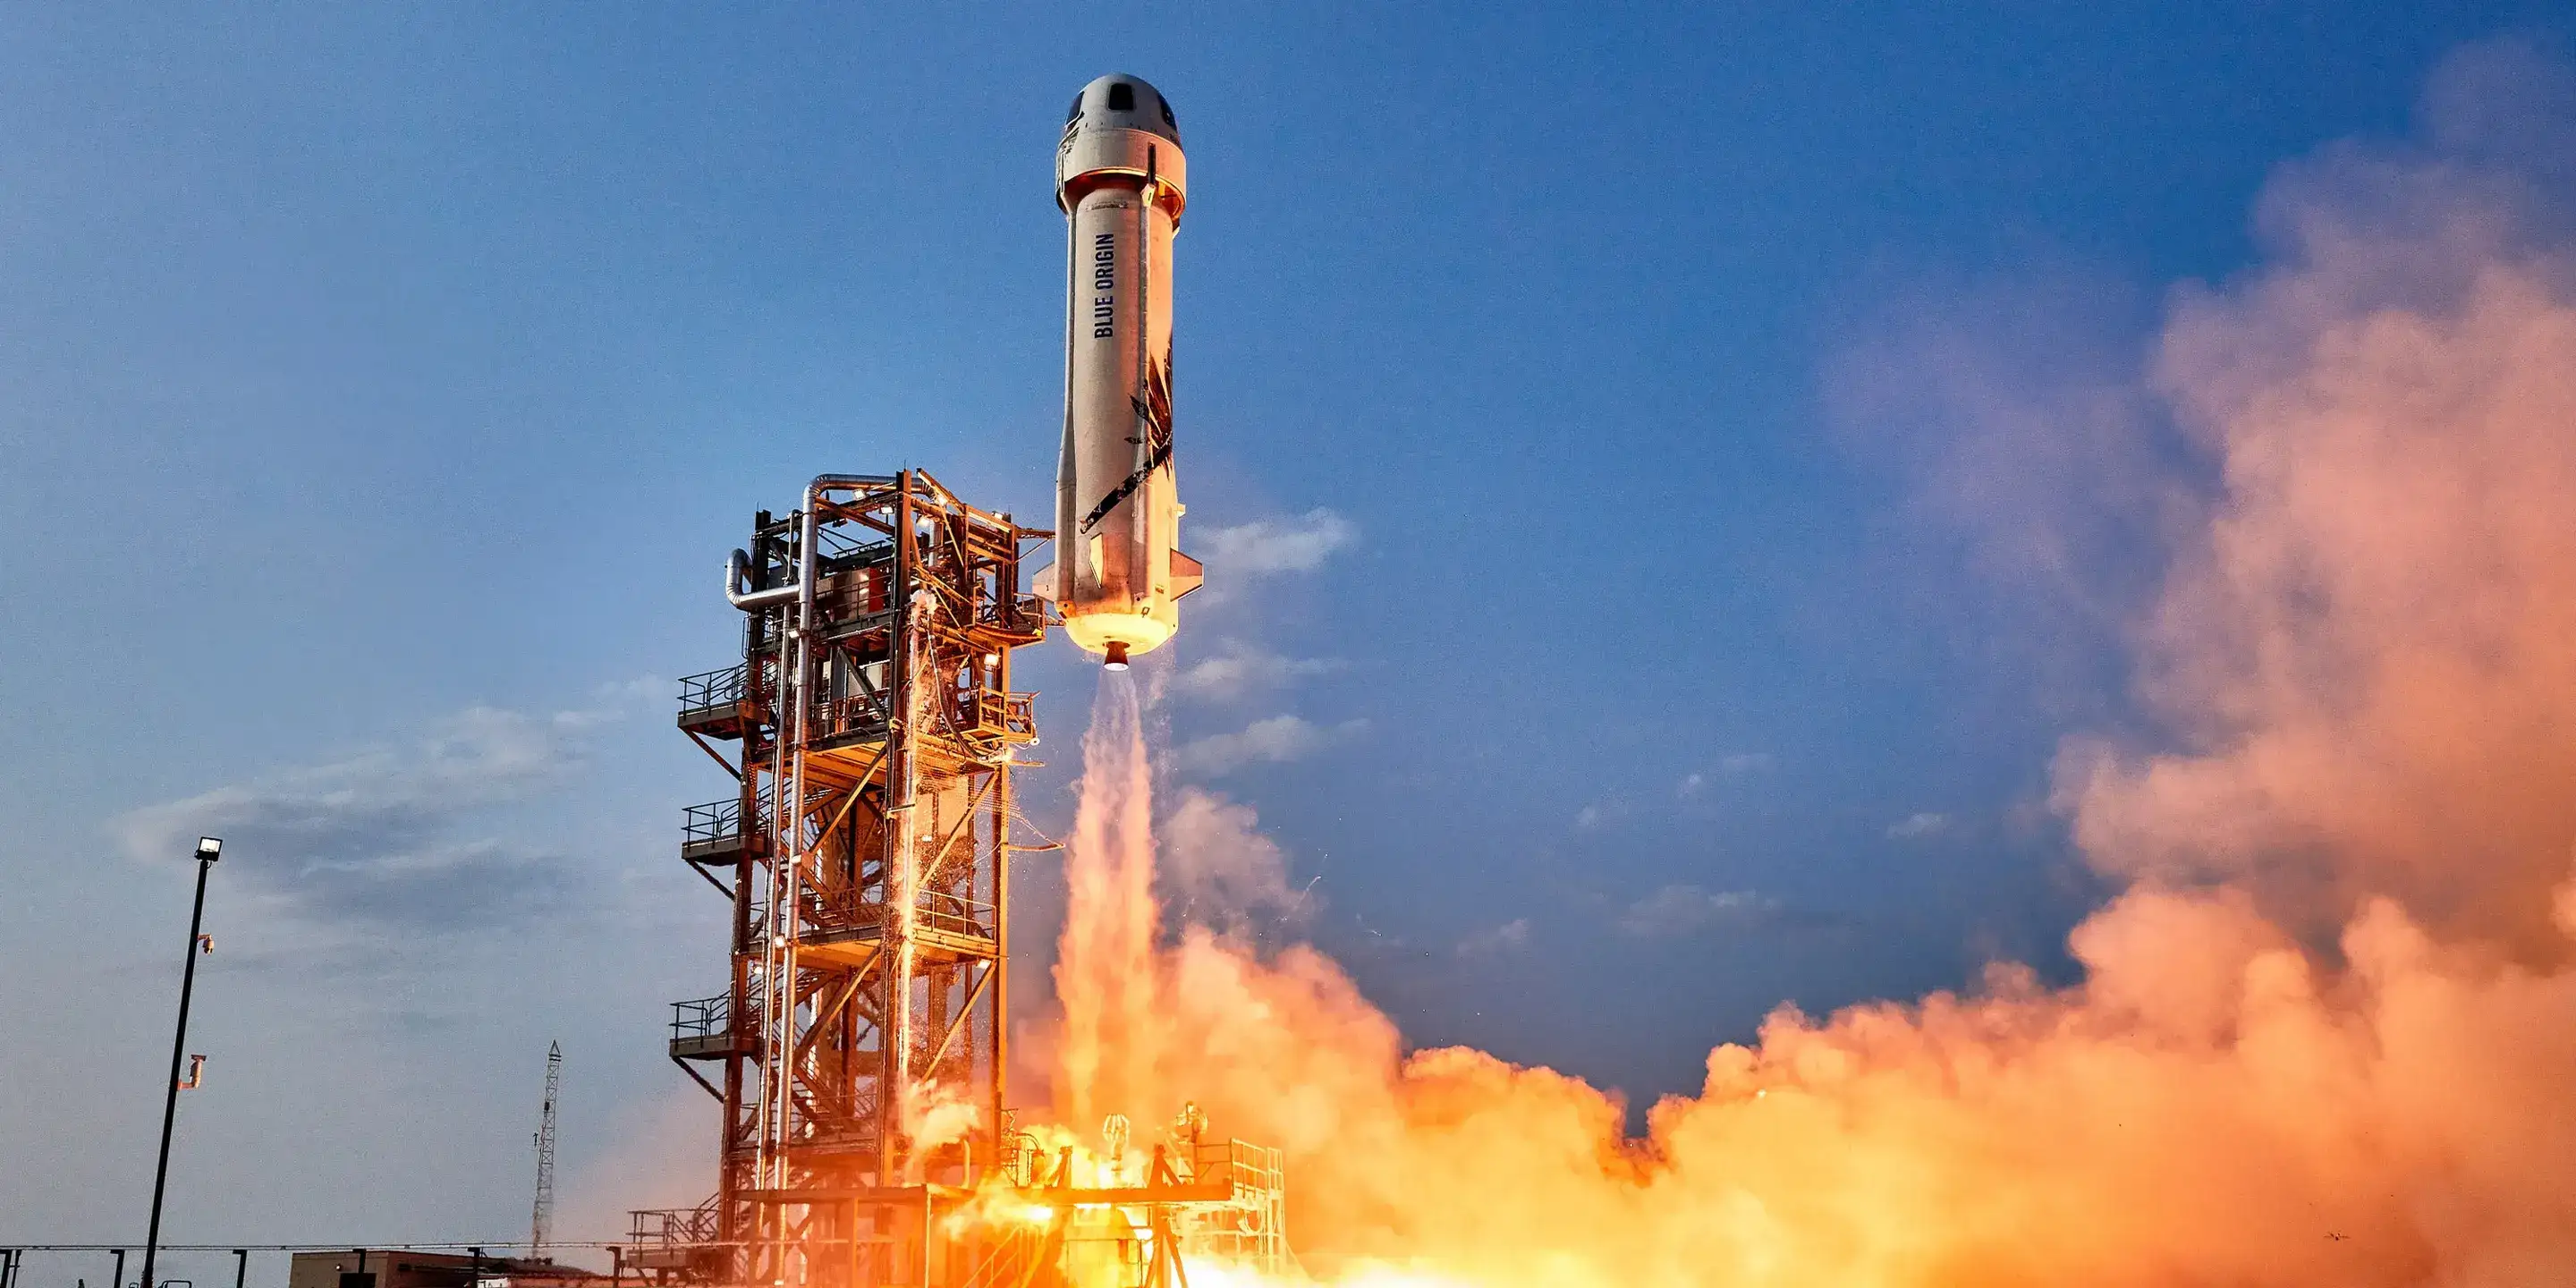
[{"xmin": 531, "ymin": 1040, "xmax": 561, "ymax": 1259}]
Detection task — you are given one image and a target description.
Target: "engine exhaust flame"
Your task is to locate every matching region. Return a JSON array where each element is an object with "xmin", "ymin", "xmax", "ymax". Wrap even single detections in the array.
[{"xmin": 1034, "ymin": 44, "xmax": 2576, "ymax": 1286}]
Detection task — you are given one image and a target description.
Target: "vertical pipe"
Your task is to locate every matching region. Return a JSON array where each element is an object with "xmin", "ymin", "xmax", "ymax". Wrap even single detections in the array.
[
  {"xmin": 883, "ymin": 475, "xmax": 918, "ymax": 1187},
  {"xmin": 991, "ymin": 623, "xmax": 1013, "ymax": 1171},
  {"xmin": 724, "ymin": 783, "xmax": 752, "ymax": 1273},
  {"xmin": 140, "ymin": 851, "xmax": 215, "ymax": 1288},
  {"xmin": 764, "ymin": 500, "xmax": 819, "ymax": 1275},
  {"xmin": 759, "ymin": 564, "xmax": 790, "ymax": 1288},
  {"xmin": 724, "ymin": 561, "xmax": 763, "ymax": 1274}
]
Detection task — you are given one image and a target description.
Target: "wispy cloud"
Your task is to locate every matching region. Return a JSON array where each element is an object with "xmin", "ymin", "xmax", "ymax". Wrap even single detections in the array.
[
  {"xmin": 1886, "ymin": 811, "xmax": 1951, "ymax": 840},
  {"xmin": 1573, "ymin": 795, "xmax": 1630, "ymax": 829},
  {"xmin": 1199, "ymin": 508, "xmax": 1358, "ymax": 577},
  {"xmin": 112, "ymin": 698, "xmax": 638, "ymax": 932},
  {"xmin": 1617, "ymin": 884, "xmax": 1775, "ymax": 939},
  {"xmin": 1173, "ymin": 640, "xmax": 1346, "ymax": 703},
  {"xmin": 271, "ymin": 839, "xmax": 572, "ymax": 932},
  {"xmin": 1456, "ymin": 919, "xmax": 1532, "ymax": 959},
  {"xmin": 1679, "ymin": 753, "xmax": 1774, "ymax": 797},
  {"xmin": 1169, "ymin": 715, "xmax": 1368, "ymax": 776}
]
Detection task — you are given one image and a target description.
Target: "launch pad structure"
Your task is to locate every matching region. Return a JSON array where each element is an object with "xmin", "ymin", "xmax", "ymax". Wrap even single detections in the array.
[{"xmin": 632, "ymin": 470, "xmax": 1286, "ymax": 1288}]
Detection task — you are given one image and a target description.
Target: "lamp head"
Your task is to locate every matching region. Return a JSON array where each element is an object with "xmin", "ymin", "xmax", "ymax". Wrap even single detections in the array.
[{"xmin": 195, "ymin": 837, "xmax": 223, "ymax": 862}]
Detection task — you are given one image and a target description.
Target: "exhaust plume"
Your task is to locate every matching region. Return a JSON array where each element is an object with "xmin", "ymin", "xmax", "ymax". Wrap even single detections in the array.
[{"xmin": 1041, "ymin": 40, "xmax": 2576, "ymax": 1284}]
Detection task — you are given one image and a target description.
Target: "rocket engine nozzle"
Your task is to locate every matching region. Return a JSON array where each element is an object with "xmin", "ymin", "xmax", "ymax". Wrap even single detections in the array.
[{"xmin": 1103, "ymin": 641, "xmax": 1131, "ymax": 672}]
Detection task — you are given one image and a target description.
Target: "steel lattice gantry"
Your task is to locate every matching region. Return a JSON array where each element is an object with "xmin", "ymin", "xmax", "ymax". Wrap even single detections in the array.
[{"xmin": 669, "ymin": 471, "xmax": 1048, "ymax": 1288}]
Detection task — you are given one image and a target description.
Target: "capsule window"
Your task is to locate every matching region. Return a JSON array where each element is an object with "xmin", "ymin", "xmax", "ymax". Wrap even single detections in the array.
[
  {"xmin": 1068, "ymin": 93, "xmax": 1084, "ymax": 123},
  {"xmin": 1160, "ymin": 97, "xmax": 1177, "ymax": 128},
  {"xmin": 1106, "ymin": 82, "xmax": 1135, "ymax": 112}
]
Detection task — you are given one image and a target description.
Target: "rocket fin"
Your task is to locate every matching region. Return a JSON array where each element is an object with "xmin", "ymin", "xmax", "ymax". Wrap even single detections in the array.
[
  {"xmin": 1171, "ymin": 549, "xmax": 1203, "ymax": 599},
  {"xmin": 1030, "ymin": 561, "xmax": 1059, "ymax": 602}
]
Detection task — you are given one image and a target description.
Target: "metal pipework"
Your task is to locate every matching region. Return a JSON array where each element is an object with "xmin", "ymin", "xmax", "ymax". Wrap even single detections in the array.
[
  {"xmin": 724, "ymin": 474, "xmax": 896, "ymax": 612},
  {"xmin": 724, "ymin": 549, "xmax": 796, "ymax": 610},
  {"xmin": 751, "ymin": 471, "xmax": 889, "ymax": 1247}
]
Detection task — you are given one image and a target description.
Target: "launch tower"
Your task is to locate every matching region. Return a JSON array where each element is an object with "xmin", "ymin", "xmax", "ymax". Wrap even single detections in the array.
[{"xmin": 657, "ymin": 471, "xmax": 1048, "ymax": 1287}]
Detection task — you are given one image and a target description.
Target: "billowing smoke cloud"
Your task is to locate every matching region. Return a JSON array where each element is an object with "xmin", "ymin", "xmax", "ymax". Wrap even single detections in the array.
[
  {"xmin": 1029, "ymin": 39, "xmax": 2576, "ymax": 1286},
  {"xmin": 2061, "ymin": 49, "xmax": 2576, "ymax": 950},
  {"xmin": 1160, "ymin": 785, "xmax": 1314, "ymax": 937}
]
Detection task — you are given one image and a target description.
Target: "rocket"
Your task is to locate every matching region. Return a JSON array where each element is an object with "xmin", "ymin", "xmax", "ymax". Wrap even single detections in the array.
[{"xmin": 1034, "ymin": 74, "xmax": 1200, "ymax": 670}]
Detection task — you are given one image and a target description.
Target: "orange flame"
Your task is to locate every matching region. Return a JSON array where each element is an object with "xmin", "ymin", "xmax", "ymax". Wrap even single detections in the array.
[{"xmin": 1036, "ymin": 57, "xmax": 2576, "ymax": 1285}]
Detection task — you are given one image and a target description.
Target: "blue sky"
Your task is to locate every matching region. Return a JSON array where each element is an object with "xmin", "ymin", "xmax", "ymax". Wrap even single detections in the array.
[{"xmin": 3, "ymin": 0, "xmax": 2568, "ymax": 1267}]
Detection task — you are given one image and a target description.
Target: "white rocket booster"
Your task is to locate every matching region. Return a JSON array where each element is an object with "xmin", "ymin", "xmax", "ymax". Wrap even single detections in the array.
[{"xmin": 1035, "ymin": 74, "xmax": 1200, "ymax": 669}]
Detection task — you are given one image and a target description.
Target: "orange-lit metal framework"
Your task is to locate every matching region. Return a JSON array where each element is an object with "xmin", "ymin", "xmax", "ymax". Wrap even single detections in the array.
[
  {"xmin": 653, "ymin": 470, "xmax": 1047, "ymax": 1287},
  {"xmin": 632, "ymin": 469, "xmax": 1292, "ymax": 1288}
]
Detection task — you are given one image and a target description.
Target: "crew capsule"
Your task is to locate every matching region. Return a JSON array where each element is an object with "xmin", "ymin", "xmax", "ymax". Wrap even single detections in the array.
[{"xmin": 1034, "ymin": 74, "xmax": 1201, "ymax": 670}]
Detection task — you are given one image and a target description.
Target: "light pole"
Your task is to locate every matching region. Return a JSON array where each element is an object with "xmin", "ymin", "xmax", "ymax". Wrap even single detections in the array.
[{"xmin": 140, "ymin": 836, "xmax": 220, "ymax": 1288}]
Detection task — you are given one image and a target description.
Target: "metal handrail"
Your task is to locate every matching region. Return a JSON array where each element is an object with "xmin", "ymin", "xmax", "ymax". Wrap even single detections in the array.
[
  {"xmin": 669, "ymin": 993, "xmax": 733, "ymax": 1043},
  {"xmin": 815, "ymin": 695, "xmax": 894, "ymax": 742},
  {"xmin": 791, "ymin": 680, "xmax": 1036, "ymax": 747},
  {"xmin": 796, "ymin": 888, "xmax": 997, "ymax": 941},
  {"xmin": 677, "ymin": 665, "xmax": 748, "ymax": 711},
  {"xmin": 969, "ymin": 690, "xmax": 1038, "ymax": 738},
  {"xmin": 628, "ymin": 1193, "xmax": 723, "ymax": 1246},
  {"xmin": 919, "ymin": 889, "xmax": 998, "ymax": 939},
  {"xmin": 817, "ymin": 529, "xmax": 894, "ymax": 563},
  {"xmin": 682, "ymin": 798, "xmax": 767, "ymax": 844}
]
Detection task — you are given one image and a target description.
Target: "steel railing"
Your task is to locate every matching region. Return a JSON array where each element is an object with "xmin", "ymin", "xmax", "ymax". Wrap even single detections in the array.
[
  {"xmin": 682, "ymin": 798, "xmax": 769, "ymax": 846},
  {"xmin": 677, "ymin": 665, "xmax": 748, "ymax": 713},
  {"xmin": 803, "ymin": 888, "xmax": 996, "ymax": 940},
  {"xmin": 669, "ymin": 993, "xmax": 734, "ymax": 1045},
  {"xmin": 628, "ymin": 1194, "xmax": 723, "ymax": 1247}
]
